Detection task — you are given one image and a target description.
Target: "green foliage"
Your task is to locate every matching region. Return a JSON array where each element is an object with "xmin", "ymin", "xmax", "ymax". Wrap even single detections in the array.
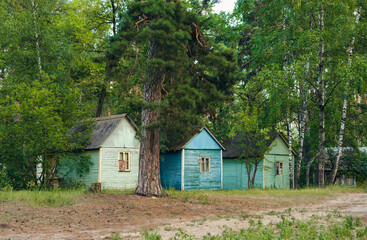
[
  {"xmin": 330, "ymin": 149, "xmax": 367, "ymax": 183},
  {"xmin": 143, "ymin": 214, "xmax": 367, "ymax": 239},
  {"xmin": 111, "ymin": 0, "xmax": 240, "ymax": 151}
]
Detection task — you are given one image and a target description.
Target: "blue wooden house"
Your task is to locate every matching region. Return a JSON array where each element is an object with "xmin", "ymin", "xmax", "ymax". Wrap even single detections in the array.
[{"xmin": 160, "ymin": 127, "xmax": 225, "ymax": 190}]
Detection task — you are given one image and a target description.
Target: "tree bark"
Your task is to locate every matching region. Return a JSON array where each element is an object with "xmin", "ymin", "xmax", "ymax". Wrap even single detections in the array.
[
  {"xmin": 31, "ymin": 0, "xmax": 42, "ymax": 73},
  {"xmin": 251, "ymin": 162, "xmax": 258, "ymax": 188},
  {"xmin": 96, "ymin": 85, "xmax": 107, "ymax": 117},
  {"xmin": 135, "ymin": 41, "xmax": 163, "ymax": 196},
  {"xmin": 95, "ymin": 1, "xmax": 117, "ymax": 117},
  {"xmin": 283, "ymin": 10, "xmax": 294, "ymax": 189},
  {"xmin": 328, "ymin": 6, "xmax": 361, "ymax": 184},
  {"xmin": 286, "ymin": 120, "xmax": 294, "ymax": 189},
  {"xmin": 306, "ymin": 152, "xmax": 319, "ymax": 187},
  {"xmin": 245, "ymin": 159, "xmax": 252, "ymax": 188},
  {"xmin": 317, "ymin": 6, "xmax": 326, "ymax": 187},
  {"xmin": 295, "ymin": 59, "xmax": 308, "ymax": 188}
]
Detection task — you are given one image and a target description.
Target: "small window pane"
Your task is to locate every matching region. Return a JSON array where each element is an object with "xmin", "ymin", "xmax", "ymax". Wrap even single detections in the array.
[
  {"xmin": 200, "ymin": 157, "xmax": 210, "ymax": 172},
  {"xmin": 118, "ymin": 152, "xmax": 130, "ymax": 171}
]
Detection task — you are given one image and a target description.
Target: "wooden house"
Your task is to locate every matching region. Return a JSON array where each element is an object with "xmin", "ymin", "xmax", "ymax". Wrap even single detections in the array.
[
  {"xmin": 160, "ymin": 127, "xmax": 225, "ymax": 190},
  {"xmin": 323, "ymin": 147, "xmax": 367, "ymax": 187},
  {"xmin": 64, "ymin": 114, "xmax": 140, "ymax": 189},
  {"xmin": 222, "ymin": 132, "xmax": 295, "ymax": 189}
]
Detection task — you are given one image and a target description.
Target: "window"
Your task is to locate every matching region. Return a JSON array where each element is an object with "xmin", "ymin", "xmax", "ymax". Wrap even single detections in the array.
[
  {"xmin": 276, "ymin": 161, "xmax": 283, "ymax": 176},
  {"xmin": 200, "ymin": 157, "xmax": 210, "ymax": 172},
  {"xmin": 118, "ymin": 152, "xmax": 130, "ymax": 172}
]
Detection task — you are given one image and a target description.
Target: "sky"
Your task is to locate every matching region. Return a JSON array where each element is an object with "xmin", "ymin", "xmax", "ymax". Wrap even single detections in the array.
[{"xmin": 212, "ymin": 0, "xmax": 236, "ymax": 13}]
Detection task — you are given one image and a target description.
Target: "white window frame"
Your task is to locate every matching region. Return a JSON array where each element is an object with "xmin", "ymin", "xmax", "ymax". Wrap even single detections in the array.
[
  {"xmin": 118, "ymin": 151, "xmax": 130, "ymax": 172},
  {"xmin": 200, "ymin": 157, "xmax": 210, "ymax": 173},
  {"xmin": 276, "ymin": 161, "xmax": 284, "ymax": 176}
]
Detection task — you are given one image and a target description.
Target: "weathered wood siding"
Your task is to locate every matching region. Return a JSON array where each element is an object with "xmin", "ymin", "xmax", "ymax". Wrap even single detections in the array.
[
  {"xmin": 160, "ymin": 151, "xmax": 182, "ymax": 190},
  {"xmin": 223, "ymin": 159, "xmax": 263, "ymax": 189},
  {"xmin": 100, "ymin": 147, "xmax": 139, "ymax": 189},
  {"xmin": 61, "ymin": 117, "xmax": 140, "ymax": 189},
  {"xmin": 184, "ymin": 129, "xmax": 221, "ymax": 150},
  {"xmin": 100, "ymin": 117, "xmax": 140, "ymax": 189},
  {"xmin": 101, "ymin": 118, "xmax": 140, "ymax": 149},
  {"xmin": 223, "ymin": 136, "xmax": 291, "ymax": 189},
  {"xmin": 264, "ymin": 136, "xmax": 290, "ymax": 189},
  {"xmin": 184, "ymin": 149, "xmax": 221, "ymax": 190},
  {"xmin": 183, "ymin": 129, "xmax": 223, "ymax": 190},
  {"xmin": 60, "ymin": 150, "xmax": 99, "ymax": 187}
]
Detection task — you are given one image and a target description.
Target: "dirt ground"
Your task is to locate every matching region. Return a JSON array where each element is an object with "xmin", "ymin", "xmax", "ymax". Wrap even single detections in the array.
[{"xmin": 1, "ymin": 192, "xmax": 367, "ymax": 239}]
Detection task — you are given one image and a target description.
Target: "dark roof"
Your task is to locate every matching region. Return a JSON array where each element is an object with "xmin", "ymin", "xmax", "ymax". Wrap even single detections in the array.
[
  {"xmin": 71, "ymin": 114, "xmax": 138, "ymax": 150},
  {"xmin": 173, "ymin": 126, "xmax": 225, "ymax": 151},
  {"xmin": 223, "ymin": 132, "xmax": 295, "ymax": 158}
]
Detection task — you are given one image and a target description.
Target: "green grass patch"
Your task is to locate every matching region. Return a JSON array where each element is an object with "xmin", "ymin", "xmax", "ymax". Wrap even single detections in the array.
[
  {"xmin": 165, "ymin": 186, "xmax": 367, "ymax": 203},
  {"xmin": 0, "ymin": 189, "xmax": 85, "ymax": 207},
  {"xmin": 143, "ymin": 214, "xmax": 367, "ymax": 240}
]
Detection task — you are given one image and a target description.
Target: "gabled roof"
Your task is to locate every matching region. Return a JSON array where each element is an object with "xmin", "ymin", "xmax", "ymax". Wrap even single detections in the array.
[
  {"xmin": 174, "ymin": 126, "xmax": 225, "ymax": 151},
  {"xmin": 222, "ymin": 132, "xmax": 296, "ymax": 158},
  {"xmin": 71, "ymin": 114, "xmax": 138, "ymax": 150}
]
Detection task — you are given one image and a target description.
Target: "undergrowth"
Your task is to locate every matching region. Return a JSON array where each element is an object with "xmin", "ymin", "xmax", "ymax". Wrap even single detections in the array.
[
  {"xmin": 165, "ymin": 186, "xmax": 367, "ymax": 205},
  {"xmin": 0, "ymin": 189, "xmax": 85, "ymax": 207},
  {"xmin": 142, "ymin": 214, "xmax": 367, "ymax": 240}
]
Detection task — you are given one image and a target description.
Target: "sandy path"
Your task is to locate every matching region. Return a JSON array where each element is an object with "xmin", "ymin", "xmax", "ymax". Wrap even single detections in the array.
[
  {"xmin": 1, "ymin": 192, "xmax": 367, "ymax": 239},
  {"xmin": 155, "ymin": 193, "xmax": 367, "ymax": 239}
]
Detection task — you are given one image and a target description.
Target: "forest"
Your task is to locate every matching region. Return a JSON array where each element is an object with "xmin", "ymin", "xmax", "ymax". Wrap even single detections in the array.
[{"xmin": 0, "ymin": 0, "xmax": 367, "ymax": 195}]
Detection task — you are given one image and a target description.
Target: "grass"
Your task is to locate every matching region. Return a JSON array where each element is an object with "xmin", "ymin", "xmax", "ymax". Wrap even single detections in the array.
[
  {"xmin": 165, "ymin": 186, "xmax": 367, "ymax": 205},
  {"xmin": 0, "ymin": 189, "xmax": 85, "ymax": 207},
  {"xmin": 0, "ymin": 185, "xmax": 365, "ymax": 208},
  {"xmin": 143, "ymin": 214, "xmax": 367, "ymax": 240}
]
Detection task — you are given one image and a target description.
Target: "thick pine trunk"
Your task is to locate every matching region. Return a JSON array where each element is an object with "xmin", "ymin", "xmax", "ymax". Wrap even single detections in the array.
[
  {"xmin": 135, "ymin": 41, "xmax": 162, "ymax": 196},
  {"xmin": 317, "ymin": 7, "xmax": 326, "ymax": 187},
  {"xmin": 329, "ymin": 6, "xmax": 361, "ymax": 184}
]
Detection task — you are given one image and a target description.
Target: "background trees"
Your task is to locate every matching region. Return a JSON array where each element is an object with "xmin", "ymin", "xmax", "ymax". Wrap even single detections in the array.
[{"xmin": 0, "ymin": 0, "xmax": 366, "ymax": 190}]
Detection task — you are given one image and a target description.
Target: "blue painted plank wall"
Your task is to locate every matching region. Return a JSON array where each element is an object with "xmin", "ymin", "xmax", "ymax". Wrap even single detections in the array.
[
  {"xmin": 223, "ymin": 159, "xmax": 263, "ymax": 189},
  {"xmin": 160, "ymin": 151, "xmax": 182, "ymax": 190},
  {"xmin": 184, "ymin": 149, "xmax": 221, "ymax": 190}
]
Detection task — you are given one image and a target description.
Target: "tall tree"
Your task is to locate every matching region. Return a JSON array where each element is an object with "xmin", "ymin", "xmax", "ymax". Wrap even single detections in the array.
[{"xmin": 113, "ymin": 0, "xmax": 238, "ymax": 196}]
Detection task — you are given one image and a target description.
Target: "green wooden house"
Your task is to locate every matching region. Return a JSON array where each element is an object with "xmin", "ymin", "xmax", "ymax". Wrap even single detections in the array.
[
  {"xmin": 65, "ymin": 114, "xmax": 140, "ymax": 189},
  {"xmin": 222, "ymin": 132, "xmax": 295, "ymax": 189}
]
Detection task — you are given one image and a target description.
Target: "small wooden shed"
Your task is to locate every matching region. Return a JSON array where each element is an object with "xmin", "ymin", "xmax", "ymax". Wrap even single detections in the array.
[
  {"xmin": 65, "ymin": 114, "xmax": 140, "ymax": 189},
  {"xmin": 222, "ymin": 132, "xmax": 295, "ymax": 189},
  {"xmin": 160, "ymin": 127, "xmax": 225, "ymax": 190}
]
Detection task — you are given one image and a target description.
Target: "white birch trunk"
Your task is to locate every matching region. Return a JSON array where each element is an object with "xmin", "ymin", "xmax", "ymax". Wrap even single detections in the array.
[
  {"xmin": 317, "ymin": 6, "xmax": 326, "ymax": 187},
  {"xmin": 329, "ymin": 6, "xmax": 361, "ymax": 184},
  {"xmin": 283, "ymin": 8, "xmax": 294, "ymax": 189},
  {"xmin": 287, "ymin": 120, "xmax": 293, "ymax": 189},
  {"xmin": 31, "ymin": 0, "xmax": 42, "ymax": 72},
  {"xmin": 295, "ymin": 60, "xmax": 308, "ymax": 188}
]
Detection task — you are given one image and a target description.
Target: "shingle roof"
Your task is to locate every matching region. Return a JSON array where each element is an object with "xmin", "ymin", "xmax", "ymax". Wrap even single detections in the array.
[
  {"xmin": 222, "ymin": 132, "xmax": 295, "ymax": 158},
  {"xmin": 70, "ymin": 114, "xmax": 138, "ymax": 150}
]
